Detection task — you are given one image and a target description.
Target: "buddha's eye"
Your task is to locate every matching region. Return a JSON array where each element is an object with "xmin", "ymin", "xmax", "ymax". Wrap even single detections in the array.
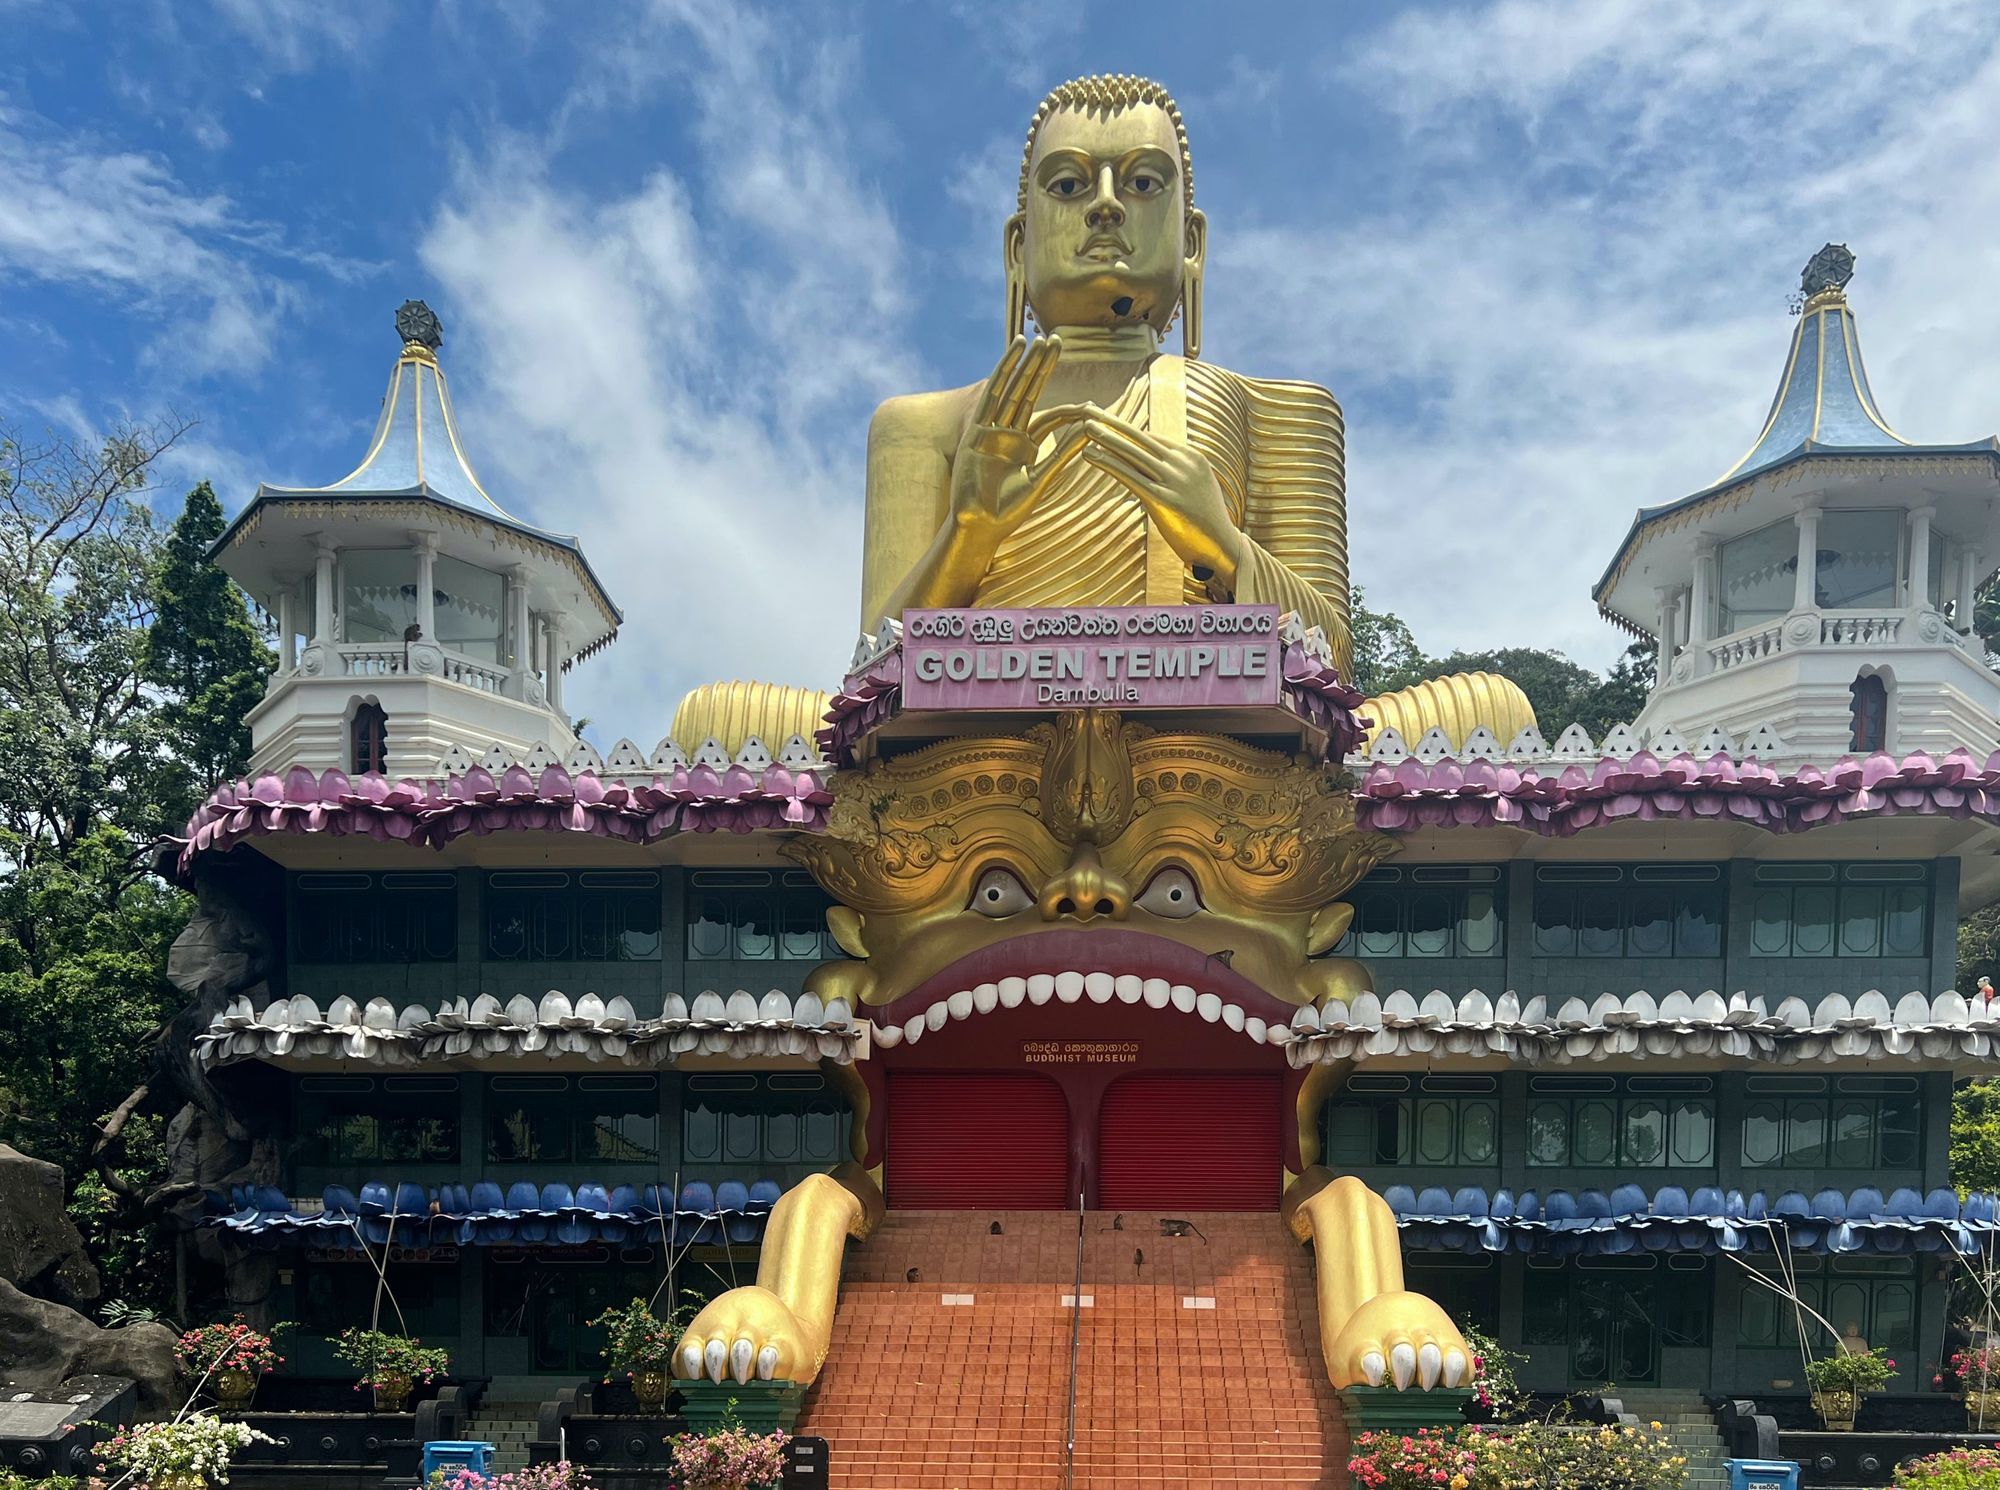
[
  {"xmin": 970, "ymin": 867, "xmax": 1035, "ymax": 918},
  {"xmin": 1136, "ymin": 867, "xmax": 1201, "ymax": 919},
  {"xmin": 1129, "ymin": 174, "xmax": 1159, "ymax": 195},
  {"xmin": 1048, "ymin": 176, "xmax": 1084, "ymax": 198}
]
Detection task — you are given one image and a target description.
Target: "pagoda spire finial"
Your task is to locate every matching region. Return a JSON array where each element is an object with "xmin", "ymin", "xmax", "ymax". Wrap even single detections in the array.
[
  {"xmin": 1798, "ymin": 243, "xmax": 1855, "ymax": 309},
  {"xmin": 395, "ymin": 298, "xmax": 443, "ymax": 361}
]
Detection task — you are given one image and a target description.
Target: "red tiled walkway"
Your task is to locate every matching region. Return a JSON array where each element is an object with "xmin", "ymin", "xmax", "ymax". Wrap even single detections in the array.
[{"xmin": 798, "ymin": 1211, "xmax": 1347, "ymax": 1489}]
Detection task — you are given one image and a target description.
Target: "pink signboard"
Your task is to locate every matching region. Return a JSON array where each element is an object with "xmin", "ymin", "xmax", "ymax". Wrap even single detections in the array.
[{"xmin": 901, "ymin": 605, "xmax": 1282, "ymax": 711}]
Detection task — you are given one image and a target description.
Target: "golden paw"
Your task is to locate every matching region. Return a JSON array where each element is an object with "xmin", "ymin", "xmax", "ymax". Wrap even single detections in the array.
[
  {"xmin": 1327, "ymin": 1290, "xmax": 1470, "ymax": 1391},
  {"xmin": 675, "ymin": 1285, "xmax": 811, "ymax": 1384}
]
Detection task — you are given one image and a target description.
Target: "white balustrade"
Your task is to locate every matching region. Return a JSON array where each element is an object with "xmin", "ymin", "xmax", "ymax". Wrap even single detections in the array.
[
  {"xmin": 1821, "ymin": 613, "xmax": 1902, "ymax": 646},
  {"xmin": 1707, "ymin": 622, "xmax": 1784, "ymax": 673},
  {"xmin": 338, "ymin": 645, "xmax": 406, "ymax": 676},
  {"xmin": 337, "ymin": 643, "xmax": 511, "ymax": 694},
  {"xmin": 443, "ymin": 655, "xmax": 508, "ymax": 693}
]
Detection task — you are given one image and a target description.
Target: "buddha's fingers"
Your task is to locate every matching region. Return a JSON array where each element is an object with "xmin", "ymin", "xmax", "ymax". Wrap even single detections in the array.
[
  {"xmin": 1082, "ymin": 407, "xmax": 1174, "ymax": 459},
  {"xmin": 974, "ymin": 336, "xmax": 1029, "ymax": 424},
  {"xmin": 1082, "ymin": 448, "xmax": 1162, "ymax": 502},
  {"xmin": 1025, "ymin": 402, "xmax": 1096, "ymax": 443},
  {"xmin": 1009, "ymin": 334, "xmax": 1063, "ymax": 426},
  {"xmin": 995, "ymin": 336, "xmax": 1059, "ymax": 428},
  {"xmin": 1027, "ymin": 429, "xmax": 1095, "ymax": 496},
  {"xmin": 1082, "ymin": 418, "xmax": 1171, "ymax": 479}
]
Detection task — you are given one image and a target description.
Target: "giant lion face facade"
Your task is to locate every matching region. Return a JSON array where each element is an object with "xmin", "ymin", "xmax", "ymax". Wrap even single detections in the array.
[{"xmin": 788, "ymin": 712, "xmax": 1391, "ymax": 1038}]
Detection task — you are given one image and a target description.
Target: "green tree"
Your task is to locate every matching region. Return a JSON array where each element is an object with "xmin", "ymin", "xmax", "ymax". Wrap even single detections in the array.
[
  {"xmin": 1953, "ymin": 909, "xmax": 2000, "ymax": 1195},
  {"xmin": 1349, "ymin": 585, "xmax": 1426, "ymax": 695}
]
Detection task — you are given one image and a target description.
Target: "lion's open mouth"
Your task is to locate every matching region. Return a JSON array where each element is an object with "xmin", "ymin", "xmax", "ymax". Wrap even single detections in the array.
[{"xmin": 868, "ymin": 928, "xmax": 1298, "ymax": 1048}]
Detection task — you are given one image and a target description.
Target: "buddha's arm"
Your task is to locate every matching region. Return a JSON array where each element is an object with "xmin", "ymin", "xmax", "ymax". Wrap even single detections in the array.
[{"xmin": 860, "ymin": 395, "xmax": 962, "ymax": 629}]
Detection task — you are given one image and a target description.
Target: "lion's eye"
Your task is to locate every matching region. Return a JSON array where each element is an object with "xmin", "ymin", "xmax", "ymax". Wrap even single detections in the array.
[
  {"xmin": 1136, "ymin": 867, "xmax": 1201, "ymax": 919},
  {"xmin": 970, "ymin": 868, "xmax": 1035, "ymax": 918}
]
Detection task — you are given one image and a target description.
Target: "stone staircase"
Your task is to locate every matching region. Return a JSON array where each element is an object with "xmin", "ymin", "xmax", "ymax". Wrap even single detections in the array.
[
  {"xmin": 459, "ymin": 1402, "xmax": 542, "ymax": 1473},
  {"xmin": 1610, "ymin": 1388, "xmax": 1731, "ymax": 1488},
  {"xmin": 798, "ymin": 1210, "xmax": 1350, "ymax": 1488}
]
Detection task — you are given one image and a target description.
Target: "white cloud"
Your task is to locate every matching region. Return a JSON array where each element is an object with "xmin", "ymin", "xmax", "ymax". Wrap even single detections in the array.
[
  {"xmin": 1204, "ymin": 0, "xmax": 2000, "ymax": 674},
  {"xmin": 420, "ymin": 1, "xmax": 922, "ymax": 745},
  {"xmin": 204, "ymin": 0, "xmax": 391, "ymax": 74}
]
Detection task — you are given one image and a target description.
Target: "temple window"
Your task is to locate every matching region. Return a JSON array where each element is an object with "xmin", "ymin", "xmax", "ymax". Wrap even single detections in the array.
[
  {"xmin": 484, "ymin": 1259, "xmax": 663, "ymax": 1374},
  {"xmin": 1814, "ymin": 509, "xmax": 1900, "ymax": 608},
  {"xmin": 1747, "ymin": 862, "xmax": 1926, "ymax": 957},
  {"xmin": 293, "ymin": 1074, "xmax": 460, "ymax": 1164},
  {"xmin": 1333, "ymin": 866, "xmax": 1503, "ymax": 960},
  {"xmin": 1530, "ymin": 864, "xmax": 1723, "ymax": 958},
  {"xmin": 1717, "ymin": 519, "xmax": 1795, "ymax": 633},
  {"xmin": 339, "ymin": 548, "xmax": 420, "ymax": 644},
  {"xmin": 298, "ymin": 1256, "xmax": 456, "ymax": 1339},
  {"xmin": 680, "ymin": 1072, "xmax": 852, "ymax": 1169},
  {"xmin": 485, "ymin": 1075, "xmax": 661, "ymax": 1164},
  {"xmin": 291, "ymin": 870, "xmax": 457, "ymax": 963},
  {"xmin": 1524, "ymin": 1075, "xmax": 1715, "ymax": 1169},
  {"xmin": 350, "ymin": 700, "xmax": 388, "ymax": 774},
  {"xmin": 1849, "ymin": 672, "xmax": 1889, "ymax": 752},
  {"xmin": 1738, "ymin": 1074, "xmax": 1921, "ymax": 1170},
  {"xmin": 1734, "ymin": 1255, "xmax": 1916, "ymax": 1351},
  {"xmin": 687, "ymin": 870, "xmax": 842, "ymax": 961},
  {"xmin": 1322, "ymin": 1073, "xmax": 1498, "ymax": 1167},
  {"xmin": 1403, "ymin": 1257, "xmax": 1500, "ymax": 1334},
  {"xmin": 434, "ymin": 554, "xmax": 505, "ymax": 662},
  {"xmin": 483, "ymin": 870, "xmax": 662, "ymax": 961}
]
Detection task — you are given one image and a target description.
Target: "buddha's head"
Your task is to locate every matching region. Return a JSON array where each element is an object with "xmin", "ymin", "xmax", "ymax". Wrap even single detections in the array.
[{"xmin": 1008, "ymin": 74, "xmax": 1206, "ymax": 352}]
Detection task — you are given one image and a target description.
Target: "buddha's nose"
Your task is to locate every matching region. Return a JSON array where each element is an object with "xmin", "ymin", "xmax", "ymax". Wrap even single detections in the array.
[
  {"xmin": 1086, "ymin": 166, "xmax": 1124, "ymax": 228},
  {"xmin": 1039, "ymin": 844, "xmax": 1130, "ymax": 923}
]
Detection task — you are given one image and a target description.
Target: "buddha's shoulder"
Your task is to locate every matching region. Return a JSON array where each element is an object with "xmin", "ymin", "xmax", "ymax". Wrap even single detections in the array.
[
  {"xmin": 868, "ymin": 382, "xmax": 986, "ymax": 452},
  {"xmin": 1171, "ymin": 356, "xmax": 1344, "ymax": 422}
]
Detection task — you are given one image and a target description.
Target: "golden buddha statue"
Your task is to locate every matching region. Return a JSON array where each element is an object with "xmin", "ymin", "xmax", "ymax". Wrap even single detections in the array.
[{"xmin": 861, "ymin": 73, "xmax": 1352, "ymax": 677}]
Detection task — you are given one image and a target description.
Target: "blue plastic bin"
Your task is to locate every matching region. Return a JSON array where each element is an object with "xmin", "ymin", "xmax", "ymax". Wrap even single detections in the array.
[
  {"xmin": 1726, "ymin": 1459, "xmax": 1800, "ymax": 1490},
  {"xmin": 422, "ymin": 1441, "xmax": 496, "ymax": 1479}
]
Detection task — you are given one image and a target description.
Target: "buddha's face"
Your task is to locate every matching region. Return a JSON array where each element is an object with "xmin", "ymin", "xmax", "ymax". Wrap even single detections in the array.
[{"xmin": 1015, "ymin": 102, "xmax": 1204, "ymax": 335}]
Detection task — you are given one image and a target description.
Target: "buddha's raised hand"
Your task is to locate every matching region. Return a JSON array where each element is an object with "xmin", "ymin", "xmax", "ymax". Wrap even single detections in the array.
[{"xmin": 948, "ymin": 335, "xmax": 1087, "ymax": 542}]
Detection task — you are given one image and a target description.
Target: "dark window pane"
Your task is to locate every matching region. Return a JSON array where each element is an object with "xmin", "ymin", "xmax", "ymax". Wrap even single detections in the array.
[
  {"xmin": 1751, "ymin": 890, "xmax": 1792, "ymax": 956},
  {"xmin": 1576, "ymin": 890, "xmax": 1622, "ymax": 957},
  {"xmin": 1461, "ymin": 1101, "xmax": 1498, "ymax": 1164},
  {"xmin": 1793, "ymin": 888, "xmax": 1837, "ymax": 956},
  {"xmin": 682, "ymin": 1105, "xmax": 721, "ymax": 1163},
  {"xmin": 620, "ymin": 891, "xmax": 662, "ymax": 960},
  {"xmin": 1671, "ymin": 1101, "xmax": 1716, "ymax": 1167},
  {"xmin": 487, "ymin": 893, "xmax": 530, "ymax": 959},
  {"xmin": 1627, "ymin": 891, "xmax": 1673, "ymax": 957},
  {"xmin": 1528, "ymin": 1102, "xmax": 1569, "ymax": 1166},
  {"xmin": 1355, "ymin": 890, "xmax": 1403, "ymax": 958},
  {"xmin": 488, "ymin": 1100, "xmax": 568, "ymax": 1162},
  {"xmin": 1839, "ymin": 887, "xmax": 1883, "ymax": 956},
  {"xmin": 734, "ymin": 898, "xmax": 776, "ymax": 960},
  {"xmin": 1830, "ymin": 1101, "xmax": 1873, "ymax": 1167},
  {"xmin": 582, "ymin": 1105, "xmax": 659, "ymax": 1163},
  {"xmin": 1325, "ymin": 1106, "xmax": 1374, "ymax": 1167},
  {"xmin": 1406, "ymin": 892, "xmax": 1454, "ymax": 957},
  {"xmin": 1574, "ymin": 1101, "xmax": 1616, "ymax": 1164},
  {"xmin": 688, "ymin": 897, "xmax": 732, "ymax": 959},
  {"xmin": 1533, "ymin": 888, "xmax": 1576, "ymax": 956},
  {"xmin": 1677, "ymin": 887, "xmax": 1723, "ymax": 957},
  {"xmin": 723, "ymin": 1110, "xmax": 762, "ymax": 1162},
  {"xmin": 781, "ymin": 897, "xmax": 825, "ymax": 960},
  {"xmin": 1623, "ymin": 1101, "xmax": 1666, "ymax": 1166},
  {"xmin": 1883, "ymin": 887, "xmax": 1926, "ymax": 957},
  {"xmin": 1874, "ymin": 1282, "xmax": 1915, "ymax": 1349},
  {"xmin": 1877, "ymin": 1097, "xmax": 1921, "ymax": 1168},
  {"xmin": 1741, "ymin": 1104, "xmax": 1782, "ymax": 1167},
  {"xmin": 1785, "ymin": 1101, "xmax": 1827, "ymax": 1166},
  {"xmin": 1460, "ymin": 891, "xmax": 1500, "ymax": 956},
  {"xmin": 531, "ymin": 895, "xmax": 572, "ymax": 960},
  {"xmin": 1416, "ymin": 1101, "xmax": 1455, "ymax": 1164}
]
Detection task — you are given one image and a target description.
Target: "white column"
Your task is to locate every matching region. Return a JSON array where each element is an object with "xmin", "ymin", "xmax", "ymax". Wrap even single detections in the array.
[
  {"xmin": 312, "ymin": 538, "xmax": 337, "ymax": 644},
  {"xmin": 1960, "ymin": 546, "xmax": 1983, "ymax": 635},
  {"xmin": 275, "ymin": 584, "xmax": 295, "ymax": 674},
  {"xmin": 411, "ymin": 531, "xmax": 438, "ymax": 643},
  {"xmin": 1793, "ymin": 501, "xmax": 1821, "ymax": 613},
  {"xmin": 1673, "ymin": 589, "xmax": 1690, "ymax": 667},
  {"xmin": 507, "ymin": 565, "xmax": 532, "ymax": 699},
  {"xmin": 545, "ymin": 610, "xmax": 568, "ymax": 715},
  {"xmin": 1908, "ymin": 505, "xmax": 1935, "ymax": 609},
  {"xmin": 1653, "ymin": 587, "xmax": 1676, "ymax": 688},
  {"xmin": 1690, "ymin": 538, "xmax": 1716, "ymax": 643}
]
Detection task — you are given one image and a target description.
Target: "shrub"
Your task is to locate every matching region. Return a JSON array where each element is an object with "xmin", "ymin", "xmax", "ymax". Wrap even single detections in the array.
[
  {"xmin": 1346, "ymin": 1427, "xmax": 1481, "ymax": 1489},
  {"xmin": 98, "ymin": 1415, "xmax": 276, "ymax": 1485},
  {"xmin": 586, "ymin": 1296, "xmax": 686, "ymax": 1382},
  {"xmin": 1460, "ymin": 1325, "xmax": 1525, "ymax": 1418},
  {"xmin": 330, "ymin": 1328, "xmax": 451, "ymax": 1391},
  {"xmin": 1348, "ymin": 1421, "xmax": 1686, "ymax": 1490},
  {"xmin": 174, "ymin": 1316, "xmax": 291, "ymax": 1377},
  {"xmin": 668, "ymin": 1425, "xmax": 789, "ymax": 1489},
  {"xmin": 1894, "ymin": 1447, "xmax": 2000, "ymax": 1488},
  {"xmin": 1805, "ymin": 1345, "xmax": 1897, "ymax": 1393},
  {"xmin": 428, "ymin": 1465, "xmax": 595, "ymax": 1489},
  {"xmin": 1949, "ymin": 1347, "xmax": 2000, "ymax": 1392}
]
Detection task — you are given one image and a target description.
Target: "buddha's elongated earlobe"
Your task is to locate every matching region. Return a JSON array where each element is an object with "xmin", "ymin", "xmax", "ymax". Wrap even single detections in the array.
[
  {"xmin": 1003, "ymin": 215, "xmax": 1028, "ymax": 344},
  {"xmin": 1182, "ymin": 209, "xmax": 1208, "ymax": 361}
]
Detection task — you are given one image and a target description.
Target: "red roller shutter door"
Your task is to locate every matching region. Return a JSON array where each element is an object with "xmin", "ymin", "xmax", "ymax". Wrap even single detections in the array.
[
  {"xmin": 1098, "ymin": 1074, "xmax": 1281, "ymax": 1211},
  {"xmin": 887, "ymin": 1073, "xmax": 1071, "ymax": 1210}
]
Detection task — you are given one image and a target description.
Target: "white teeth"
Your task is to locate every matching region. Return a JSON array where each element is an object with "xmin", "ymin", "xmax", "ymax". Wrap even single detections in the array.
[
  {"xmin": 925, "ymin": 1001, "xmax": 949, "ymax": 1031},
  {"xmin": 757, "ymin": 1345, "xmax": 780, "ymax": 1381},
  {"xmin": 1361, "ymin": 1351, "xmax": 1385, "ymax": 1387},
  {"xmin": 1055, "ymin": 971, "xmax": 1085, "ymax": 1003},
  {"xmin": 1442, "ymin": 1349, "xmax": 1468, "ymax": 1388},
  {"xmin": 1418, "ymin": 1342, "xmax": 1441, "ymax": 1389},
  {"xmin": 874, "ymin": 1022, "xmax": 903, "ymax": 1048},
  {"xmin": 903, "ymin": 1015, "xmax": 926, "ymax": 1044},
  {"xmin": 946, "ymin": 989, "xmax": 974, "ymax": 1022},
  {"xmin": 1170, "ymin": 984, "xmax": 1197, "ymax": 1013},
  {"xmin": 1196, "ymin": 992, "xmax": 1223, "ymax": 1023},
  {"xmin": 1113, "ymin": 974, "xmax": 1143, "ymax": 1004},
  {"xmin": 1267, "ymin": 1024, "xmax": 1290, "ymax": 1044},
  {"xmin": 704, "ymin": 1339, "xmax": 728, "ymax": 1383},
  {"xmin": 730, "ymin": 1337, "xmax": 755, "ymax": 1384},
  {"xmin": 1244, "ymin": 1016, "xmax": 1267, "ymax": 1044},
  {"xmin": 680, "ymin": 1343, "xmax": 704, "ymax": 1380},
  {"xmin": 1390, "ymin": 1342, "xmax": 1416, "ymax": 1390},
  {"xmin": 1222, "ymin": 1003, "xmax": 1245, "ymax": 1032},
  {"xmin": 1027, "ymin": 974, "xmax": 1056, "ymax": 1005},
  {"xmin": 998, "ymin": 976, "xmax": 1027, "ymax": 1008},
  {"xmin": 972, "ymin": 982, "xmax": 999, "ymax": 1014},
  {"xmin": 1083, "ymin": 971, "xmax": 1115, "ymax": 1004},
  {"xmin": 1142, "ymin": 978, "xmax": 1171, "ymax": 1009}
]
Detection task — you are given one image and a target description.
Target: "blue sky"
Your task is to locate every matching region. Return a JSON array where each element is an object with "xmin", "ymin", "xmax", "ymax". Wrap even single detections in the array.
[{"xmin": 7, "ymin": 0, "xmax": 2000, "ymax": 745}]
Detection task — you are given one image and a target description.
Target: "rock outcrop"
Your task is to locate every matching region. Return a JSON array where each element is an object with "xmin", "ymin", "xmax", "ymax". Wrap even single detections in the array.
[
  {"xmin": 0, "ymin": 1145, "xmax": 100, "ymax": 1305},
  {"xmin": 0, "ymin": 1279, "xmax": 179, "ymax": 1410}
]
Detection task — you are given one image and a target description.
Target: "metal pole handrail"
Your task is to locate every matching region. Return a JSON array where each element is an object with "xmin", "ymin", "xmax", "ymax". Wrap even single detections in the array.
[{"xmin": 1064, "ymin": 1186, "xmax": 1085, "ymax": 1490}]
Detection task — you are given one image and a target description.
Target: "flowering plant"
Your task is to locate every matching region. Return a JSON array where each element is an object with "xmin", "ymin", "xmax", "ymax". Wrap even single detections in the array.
[
  {"xmin": 331, "ymin": 1327, "xmax": 451, "ymax": 1391},
  {"xmin": 0, "ymin": 1473, "xmax": 77, "ymax": 1490},
  {"xmin": 1893, "ymin": 1446, "xmax": 2000, "ymax": 1488},
  {"xmin": 427, "ymin": 1465, "xmax": 596, "ymax": 1489},
  {"xmin": 586, "ymin": 1297, "xmax": 684, "ymax": 1381},
  {"xmin": 1949, "ymin": 1347, "xmax": 2000, "ymax": 1392},
  {"xmin": 174, "ymin": 1316, "xmax": 291, "ymax": 1378},
  {"xmin": 1805, "ymin": 1345, "xmax": 1897, "ymax": 1393},
  {"xmin": 668, "ymin": 1424, "xmax": 789, "ymax": 1488},
  {"xmin": 1348, "ymin": 1422, "xmax": 1686, "ymax": 1490},
  {"xmin": 1459, "ymin": 1325, "xmax": 1524, "ymax": 1418},
  {"xmin": 1345, "ymin": 1427, "xmax": 1481, "ymax": 1489},
  {"xmin": 97, "ymin": 1414, "xmax": 276, "ymax": 1485}
]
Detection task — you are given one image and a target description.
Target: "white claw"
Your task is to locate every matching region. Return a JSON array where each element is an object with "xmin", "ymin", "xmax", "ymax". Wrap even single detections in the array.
[
  {"xmin": 703, "ymin": 1339, "xmax": 727, "ymax": 1382},
  {"xmin": 1443, "ymin": 1349, "xmax": 1468, "ymax": 1388},
  {"xmin": 1390, "ymin": 1342, "xmax": 1416, "ymax": 1390},
  {"xmin": 757, "ymin": 1345, "xmax": 780, "ymax": 1381},
  {"xmin": 730, "ymin": 1337, "xmax": 755, "ymax": 1384},
  {"xmin": 1360, "ymin": 1351, "xmax": 1386, "ymax": 1387},
  {"xmin": 1418, "ymin": 1342, "xmax": 1442, "ymax": 1389},
  {"xmin": 680, "ymin": 1343, "xmax": 705, "ymax": 1380}
]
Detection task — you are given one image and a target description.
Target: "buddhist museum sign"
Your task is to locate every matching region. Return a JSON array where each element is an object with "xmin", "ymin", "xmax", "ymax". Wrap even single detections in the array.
[{"xmin": 902, "ymin": 604, "xmax": 1281, "ymax": 709}]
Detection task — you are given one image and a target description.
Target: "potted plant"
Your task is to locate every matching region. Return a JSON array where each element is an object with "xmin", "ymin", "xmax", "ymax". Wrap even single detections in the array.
[
  {"xmin": 173, "ymin": 1316, "xmax": 291, "ymax": 1412},
  {"xmin": 1893, "ymin": 1446, "xmax": 2000, "ymax": 1487},
  {"xmin": 1804, "ymin": 1345, "xmax": 1896, "ymax": 1430},
  {"xmin": 1948, "ymin": 1346, "xmax": 2000, "ymax": 1427},
  {"xmin": 588, "ymin": 1296, "xmax": 688, "ymax": 1411},
  {"xmin": 331, "ymin": 1327, "xmax": 451, "ymax": 1411},
  {"xmin": 668, "ymin": 1415, "xmax": 789, "ymax": 1490},
  {"xmin": 97, "ymin": 1414, "xmax": 275, "ymax": 1488},
  {"xmin": 427, "ymin": 1466, "xmax": 596, "ymax": 1489}
]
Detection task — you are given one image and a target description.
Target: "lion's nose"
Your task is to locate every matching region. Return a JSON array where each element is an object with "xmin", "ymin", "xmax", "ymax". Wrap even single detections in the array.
[{"xmin": 1039, "ymin": 845, "xmax": 1130, "ymax": 923}]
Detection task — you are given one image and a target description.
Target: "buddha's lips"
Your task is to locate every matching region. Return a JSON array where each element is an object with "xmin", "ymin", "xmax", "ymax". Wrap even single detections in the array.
[{"xmin": 870, "ymin": 928, "xmax": 1298, "ymax": 1029}]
